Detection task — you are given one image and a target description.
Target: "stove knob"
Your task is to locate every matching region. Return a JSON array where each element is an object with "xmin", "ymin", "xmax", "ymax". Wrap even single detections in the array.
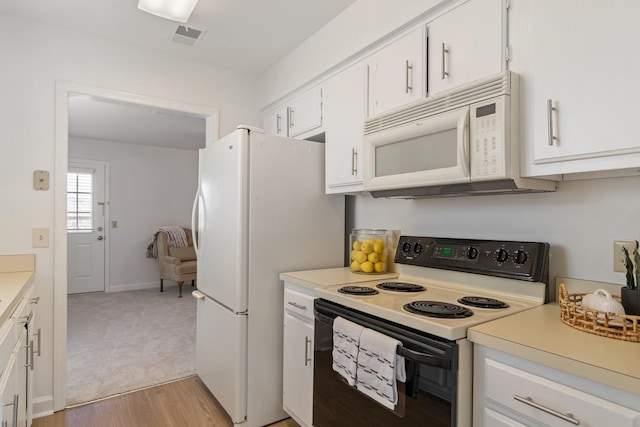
[
  {"xmin": 466, "ymin": 246, "xmax": 479, "ymax": 260},
  {"xmin": 413, "ymin": 243, "xmax": 423, "ymax": 254},
  {"xmin": 495, "ymin": 248, "xmax": 509, "ymax": 263},
  {"xmin": 514, "ymin": 249, "xmax": 529, "ymax": 265},
  {"xmin": 402, "ymin": 241, "xmax": 412, "ymax": 253}
]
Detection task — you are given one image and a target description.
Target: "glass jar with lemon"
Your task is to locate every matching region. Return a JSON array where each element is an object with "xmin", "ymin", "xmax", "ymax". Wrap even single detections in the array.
[{"xmin": 349, "ymin": 229, "xmax": 388, "ymax": 274}]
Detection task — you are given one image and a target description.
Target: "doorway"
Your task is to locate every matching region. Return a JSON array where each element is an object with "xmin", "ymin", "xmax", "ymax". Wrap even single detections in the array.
[
  {"xmin": 67, "ymin": 160, "xmax": 108, "ymax": 294},
  {"xmin": 54, "ymin": 81, "xmax": 219, "ymax": 411}
]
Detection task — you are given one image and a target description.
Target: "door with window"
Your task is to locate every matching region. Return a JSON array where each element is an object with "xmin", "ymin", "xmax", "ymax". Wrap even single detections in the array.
[{"xmin": 67, "ymin": 162, "xmax": 107, "ymax": 294}]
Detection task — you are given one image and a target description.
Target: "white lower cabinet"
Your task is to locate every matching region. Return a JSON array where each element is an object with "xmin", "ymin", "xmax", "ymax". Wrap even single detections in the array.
[
  {"xmin": 474, "ymin": 346, "xmax": 640, "ymax": 427},
  {"xmin": 0, "ymin": 282, "xmax": 38, "ymax": 427},
  {"xmin": 282, "ymin": 285, "xmax": 315, "ymax": 427}
]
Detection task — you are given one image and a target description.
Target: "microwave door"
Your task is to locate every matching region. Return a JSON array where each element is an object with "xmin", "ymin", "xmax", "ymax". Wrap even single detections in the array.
[{"xmin": 364, "ymin": 106, "xmax": 471, "ymax": 192}]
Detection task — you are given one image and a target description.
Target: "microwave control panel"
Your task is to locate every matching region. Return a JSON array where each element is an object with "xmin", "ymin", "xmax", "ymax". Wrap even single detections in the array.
[{"xmin": 470, "ymin": 96, "xmax": 508, "ymax": 180}]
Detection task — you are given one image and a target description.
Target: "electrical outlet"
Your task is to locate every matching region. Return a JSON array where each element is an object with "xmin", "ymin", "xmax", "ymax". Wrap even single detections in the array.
[{"xmin": 613, "ymin": 240, "xmax": 638, "ymax": 272}]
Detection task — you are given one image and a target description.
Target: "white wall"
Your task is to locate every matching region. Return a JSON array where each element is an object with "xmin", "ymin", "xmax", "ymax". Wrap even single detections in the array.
[
  {"xmin": 0, "ymin": 13, "xmax": 260, "ymax": 414},
  {"xmin": 69, "ymin": 137, "xmax": 199, "ymax": 292},
  {"xmin": 353, "ymin": 176, "xmax": 640, "ymax": 286}
]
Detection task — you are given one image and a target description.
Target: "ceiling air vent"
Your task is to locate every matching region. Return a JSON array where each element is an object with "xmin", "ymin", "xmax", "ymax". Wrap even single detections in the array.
[{"xmin": 171, "ymin": 25, "xmax": 204, "ymax": 47}]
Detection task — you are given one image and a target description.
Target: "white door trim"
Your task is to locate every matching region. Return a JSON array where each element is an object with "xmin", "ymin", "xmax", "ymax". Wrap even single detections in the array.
[
  {"xmin": 68, "ymin": 159, "xmax": 110, "ymax": 294},
  {"xmin": 54, "ymin": 81, "xmax": 219, "ymax": 411}
]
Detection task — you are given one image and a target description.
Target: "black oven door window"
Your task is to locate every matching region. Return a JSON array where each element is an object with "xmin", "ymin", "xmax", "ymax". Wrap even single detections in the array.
[{"xmin": 313, "ymin": 300, "xmax": 457, "ymax": 427}]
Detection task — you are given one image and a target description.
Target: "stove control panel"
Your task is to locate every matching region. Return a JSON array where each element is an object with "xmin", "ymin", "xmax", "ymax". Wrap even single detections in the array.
[{"xmin": 395, "ymin": 236, "xmax": 549, "ymax": 282}]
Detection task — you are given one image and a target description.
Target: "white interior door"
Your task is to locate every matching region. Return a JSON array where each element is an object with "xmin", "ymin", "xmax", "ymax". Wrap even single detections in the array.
[{"xmin": 67, "ymin": 161, "xmax": 107, "ymax": 294}]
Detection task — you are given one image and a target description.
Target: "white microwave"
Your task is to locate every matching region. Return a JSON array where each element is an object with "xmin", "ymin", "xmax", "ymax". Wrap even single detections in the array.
[{"xmin": 363, "ymin": 72, "xmax": 556, "ymax": 197}]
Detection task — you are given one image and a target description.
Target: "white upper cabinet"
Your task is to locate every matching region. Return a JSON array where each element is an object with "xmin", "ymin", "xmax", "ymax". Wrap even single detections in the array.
[
  {"xmin": 515, "ymin": 0, "xmax": 640, "ymax": 177},
  {"xmin": 262, "ymin": 87, "xmax": 323, "ymax": 139},
  {"xmin": 427, "ymin": 0, "xmax": 505, "ymax": 96},
  {"xmin": 367, "ymin": 26, "xmax": 425, "ymax": 117},
  {"xmin": 263, "ymin": 107, "xmax": 288, "ymax": 137},
  {"xmin": 324, "ymin": 63, "xmax": 368, "ymax": 193},
  {"xmin": 288, "ymin": 87, "xmax": 323, "ymax": 138}
]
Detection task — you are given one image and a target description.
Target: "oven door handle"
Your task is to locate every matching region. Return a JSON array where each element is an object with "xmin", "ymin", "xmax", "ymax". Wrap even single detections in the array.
[
  {"xmin": 397, "ymin": 346, "xmax": 451, "ymax": 369},
  {"xmin": 315, "ymin": 309, "xmax": 451, "ymax": 369}
]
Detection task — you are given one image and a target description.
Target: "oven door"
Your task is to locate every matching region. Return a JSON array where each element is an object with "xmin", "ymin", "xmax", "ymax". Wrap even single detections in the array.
[
  {"xmin": 313, "ymin": 299, "xmax": 458, "ymax": 427},
  {"xmin": 363, "ymin": 105, "xmax": 470, "ymax": 192}
]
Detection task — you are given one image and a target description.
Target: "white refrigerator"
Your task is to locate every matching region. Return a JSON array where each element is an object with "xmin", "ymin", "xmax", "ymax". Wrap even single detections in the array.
[{"xmin": 191, "ymin": 126, "xmax": 345, "ymax": 427}]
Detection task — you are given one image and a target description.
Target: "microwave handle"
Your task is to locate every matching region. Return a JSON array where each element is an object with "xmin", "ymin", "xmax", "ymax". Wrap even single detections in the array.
[{"xmin": 457, "ymin": 108, "xmax": 470, "ymax": 178}]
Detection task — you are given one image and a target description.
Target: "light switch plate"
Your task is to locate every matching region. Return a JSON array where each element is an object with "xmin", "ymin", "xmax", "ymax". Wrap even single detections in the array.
[
  {"xmin": 33, "ymin": 228, "xmax": 50, "ymax": 248},
  {"xmin": 33, "ymin": 170, "xmax": 49, "ymax": 190}
]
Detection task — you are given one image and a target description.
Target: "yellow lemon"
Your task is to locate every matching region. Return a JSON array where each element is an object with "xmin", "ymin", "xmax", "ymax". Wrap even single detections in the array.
[
  {"xmin": 352, "ymin": 251, "xmax": 367, "ymax": 263},
  {"xmin": 364, "ymin": 238, "xmax": 376, "ymax": 245},
  {"xmin": 373, "ymin": 240, "xmax": 385, "ymax": 254},
  {"xmin": 374, "ymin": 261, "xmax": 386, "ymax": 273},
  {"xmin": 368, "ymin": 252, "xmax": 380, "ymax": 263},
  {"xmin": 360, "ymin": 261, "xmax": 374, "ymax": 273},
  {"xmin": 350, "ymin": 261, "xmax": 361, "ymax": 271},
  {"xmin": 352, "ymin": 240, "xmax": 362, "ymax": 251},
  {"xmin": 360, "ymin": 242, "xmax": 373, "ymax": 254}
]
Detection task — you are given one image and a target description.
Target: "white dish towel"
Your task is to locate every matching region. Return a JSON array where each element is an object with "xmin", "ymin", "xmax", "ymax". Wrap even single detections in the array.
[
  {"xmin": 356, "ymin": 328, "xmax": 406, "ymax": 410},
  {"xmin": 332, "ymin": 316, "xmax": 365, "ymax": 386}
]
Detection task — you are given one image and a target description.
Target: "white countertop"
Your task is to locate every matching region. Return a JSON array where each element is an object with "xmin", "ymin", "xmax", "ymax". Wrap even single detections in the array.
[
  {"xmin": 280, "ymin": 267, "xmax": 399, "ymax": 291},
  {"xmin": 0, "ymin": 254, "xmax": 36, "ymax": 324},
  {"xmin": 468, "ymin": 277, "xmax": 640, "ymax": 395}
]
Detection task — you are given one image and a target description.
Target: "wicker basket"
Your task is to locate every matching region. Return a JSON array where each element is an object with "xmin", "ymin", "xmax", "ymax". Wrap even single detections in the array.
[{"xmin": 559, "ymin": 283, "xmax": 640, "ymax": 342}]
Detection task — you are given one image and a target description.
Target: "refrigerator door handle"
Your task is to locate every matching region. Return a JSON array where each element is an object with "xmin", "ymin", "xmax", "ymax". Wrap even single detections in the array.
[{"xmin": 191, "ymin": 191, "xmax": 203, "ymax": 257}]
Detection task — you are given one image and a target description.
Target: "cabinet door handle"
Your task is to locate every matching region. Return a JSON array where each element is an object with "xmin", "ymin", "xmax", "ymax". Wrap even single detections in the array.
[
  {"xmin": 514, "ymin": 395, "xmax": 579, "ymax": 425},
  {"xmin": 34, "ymin": 328, "xmax": 42, "ymax": 357},
  {"xmin": 3, "ymin": 394, "xmax": 18, "ymax": 427},
  {"xmin": 30, "ymin": 296, "xmax": 40, "ymax": 304},
  {"xmin": 276, "ymin": 114, "xmax": 282, "ymax": 134},
  {"xmin": 25, "ymin": 340, "xmax": 35, "ymax": 371},
  {"xmin": 351, "ymin": 148, "xmax": 358, "ymax": 176},
  {"xmin": 287, "ymin": 301, "xmax": 306, "ymax": 310},
  {"xmin": 304, "ymin": 337, "xmax": 312, "ymax": 366},
  {"xmin": 289, "ymin": 108, "xmax": 294, "ymax": 129},
  {"xmin": 441, "ymin": 43, "xmax": 449, "ymax": 79},
  {"xmin": 547, "ymin": 99, "xmax": 558, "ymax": 146},
  {"xmin": 405, "ymin": 60, "xmax": 413, "ymax": 93}
]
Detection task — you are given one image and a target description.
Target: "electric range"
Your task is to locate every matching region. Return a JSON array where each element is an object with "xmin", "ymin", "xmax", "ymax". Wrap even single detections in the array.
[{"xmin": 312, "ymin": 235, "xmax": 550, "ymax": 427}]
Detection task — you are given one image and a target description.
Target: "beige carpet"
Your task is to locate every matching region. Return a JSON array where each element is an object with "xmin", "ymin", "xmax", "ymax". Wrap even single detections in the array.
[{"xmin": 66, "ymin": 284, "xmax": 196, "ymax": 406}]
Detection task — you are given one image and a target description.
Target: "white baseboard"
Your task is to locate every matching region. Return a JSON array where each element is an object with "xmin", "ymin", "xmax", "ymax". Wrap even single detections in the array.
[
  {"xmin": 33, "ymin": 395, "xmax": 54, "ymax": 419},
  {"xmin": 107, "ymin": 281, "xmax": 159, "ymax": 293}
]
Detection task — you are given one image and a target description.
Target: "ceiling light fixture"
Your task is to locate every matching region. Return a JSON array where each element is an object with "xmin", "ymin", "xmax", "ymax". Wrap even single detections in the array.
[{"xmin": 137, "ymin": 0, "xmax": 199, "ymax": 23}]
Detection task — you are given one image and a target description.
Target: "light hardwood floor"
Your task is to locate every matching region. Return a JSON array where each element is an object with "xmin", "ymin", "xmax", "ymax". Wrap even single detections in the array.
[{"xmin": 33, "ymin": 376, "xmax": 300, "ymax": 427}]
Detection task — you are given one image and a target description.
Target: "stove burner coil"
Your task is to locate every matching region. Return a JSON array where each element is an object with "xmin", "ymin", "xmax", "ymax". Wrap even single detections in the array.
[
  {"xmin": 376, "ymin": 282, "xmax": 426, "ymax": 292},
  {"xmin": 403, "ymin": 301, "xmax": 473, "ymax": 318},
  {"xmin": 457, "ymin": 296, "xmax": 509, "ymax": 309},
  {"xmin": 337, "ymin": 286, "xmax": 379, "ymax": 296}
]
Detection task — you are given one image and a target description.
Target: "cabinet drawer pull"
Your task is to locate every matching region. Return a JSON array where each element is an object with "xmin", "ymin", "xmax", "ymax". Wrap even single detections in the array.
[
  {"xmin": 276, "ymin": 114, "xmax": 282, "ymax": 134},
  {"xmin": 547, "ymin": 99, "xmax": 558, "ymax": 146},
  {"xmin": 30, "ymin": 296, "xmax": 40, "ymax": 304},
  {"xmin": 514, "ymin": 395, "xmax": 579, "ymax": 425},
  {"xmin": 18, "ymin": 311, "xmax": 33, "ymax": 325},
  {"xmin": 405, "ymin": 60, "xmax": 413, "ymax": 93},
  {"xmin": 287, "ymin": 301, "xmax": 307, "ymax": 310},
  {"xmin": 304, "ymin": 337, "xmax": 312, "ymax": 366},
  {"xmin": 441, "ymin": 43, "xmax": 449, "ymax": 79}
]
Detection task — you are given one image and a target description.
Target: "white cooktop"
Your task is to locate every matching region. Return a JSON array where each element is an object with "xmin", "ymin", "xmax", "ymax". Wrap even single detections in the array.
[{"xmin": 314, "ymin": 269, "xmax": 546, "ymax": 341}]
